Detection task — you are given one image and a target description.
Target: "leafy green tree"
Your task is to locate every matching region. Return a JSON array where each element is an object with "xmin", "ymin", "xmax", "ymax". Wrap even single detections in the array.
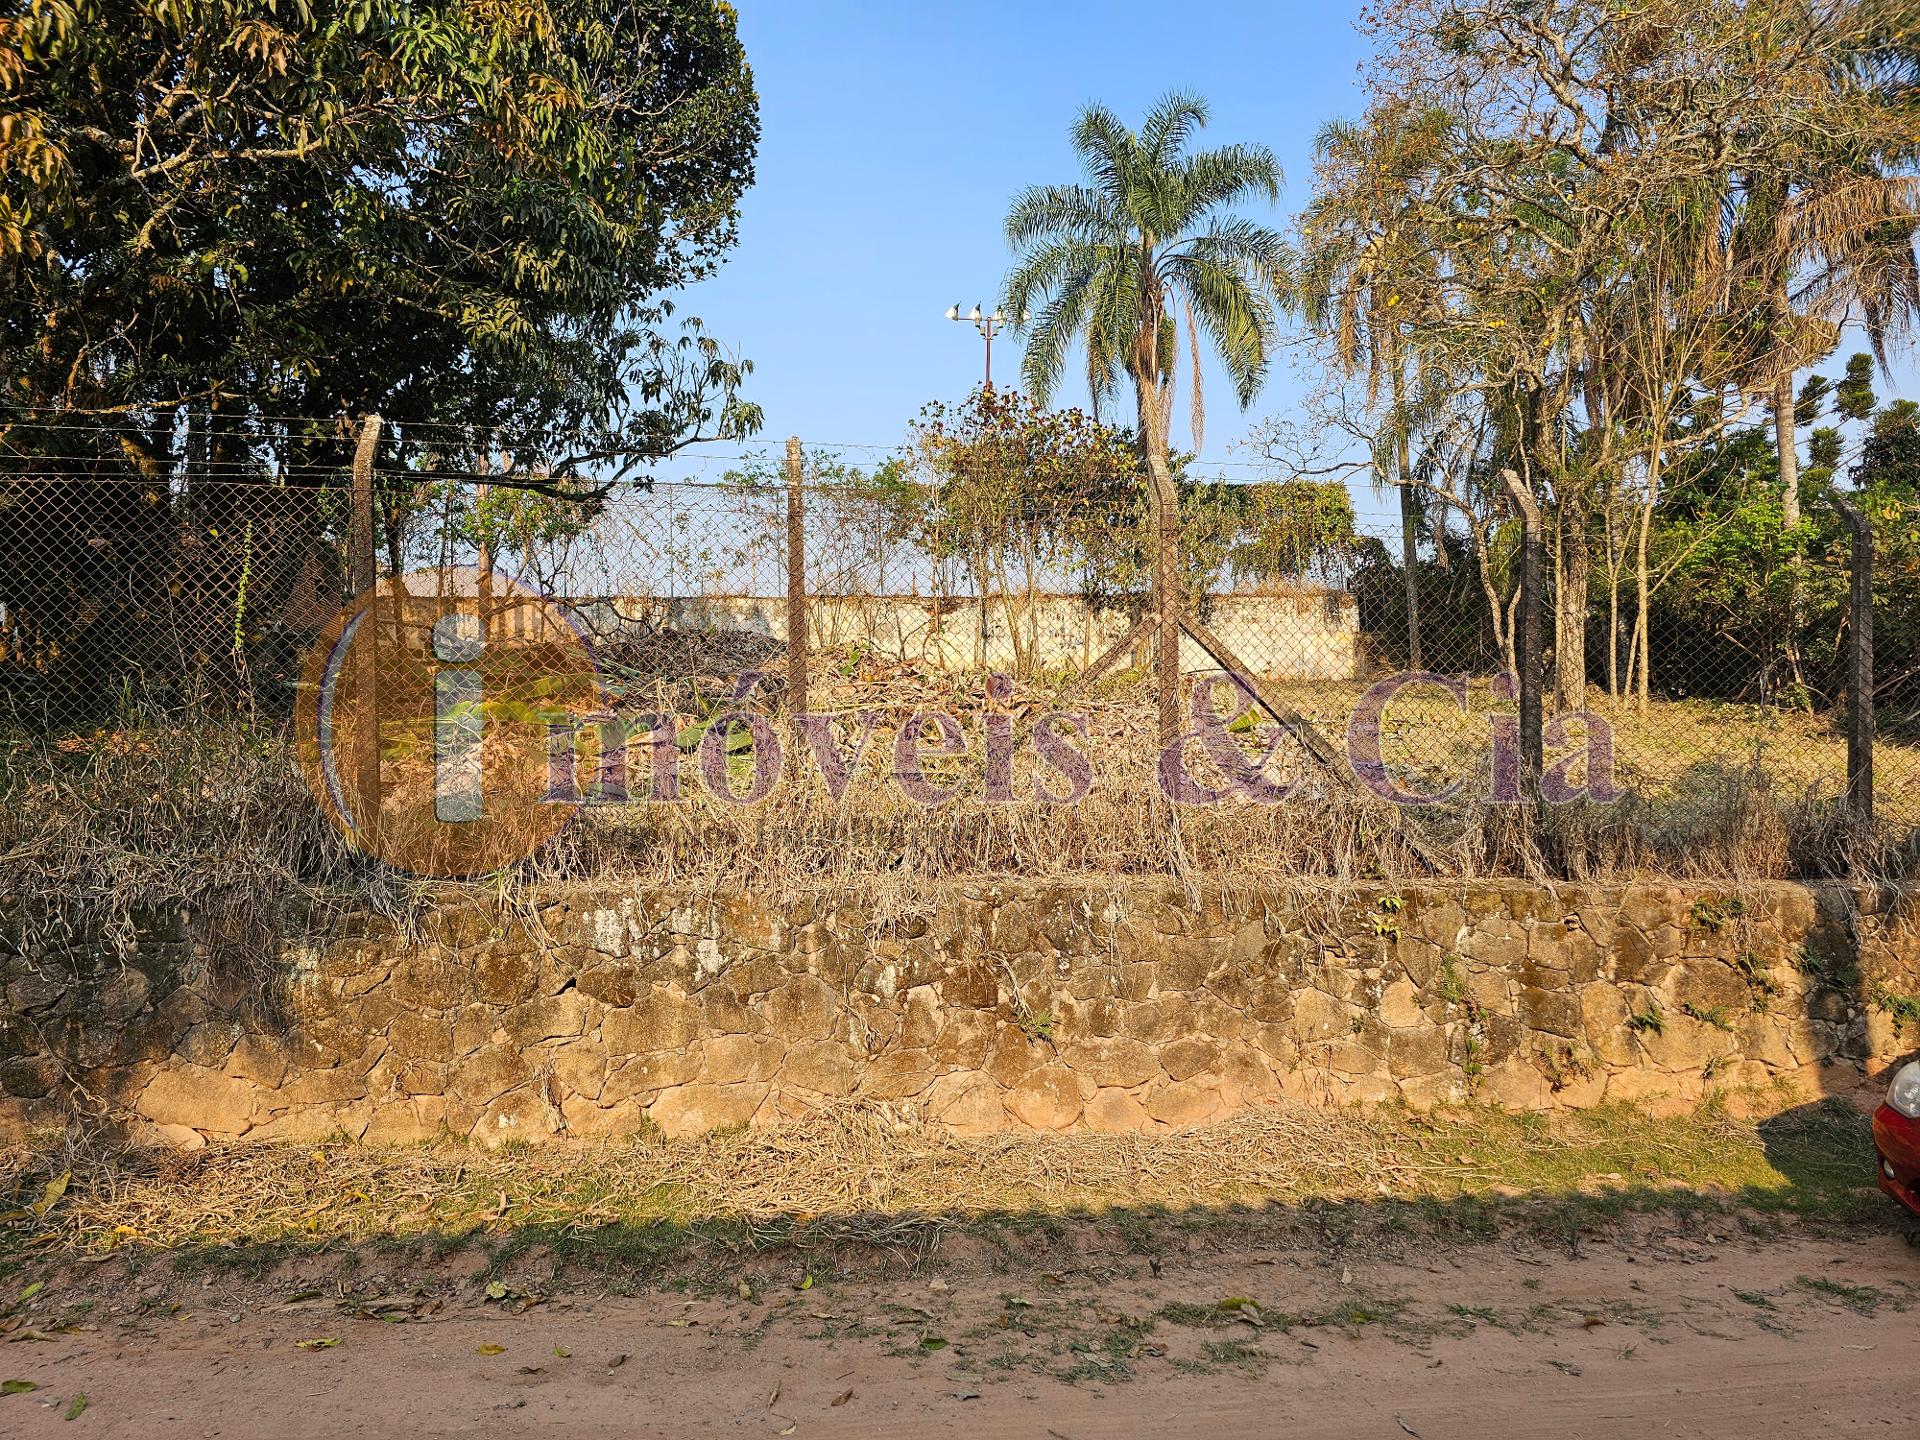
[
  {"xmin": 1838, "ymin": 352, "xmax": 1880, "ymax": 424},
  {"xmin": 907, "ymin": 386, "xmax": 1143, "ymax": 673},
  {"xmin": 1207, "ymin": 480, "xmax": 1358, "ymax": 589},
  {"xmin": 1795, "ymin": 374, "xmax": 1834, "ymax": 427},
  {"xmin": 1846, "ymin": 422, "xmax": 1920, "ymax": 733},
  {"xmin": 1809, "ymin": 426, "xmax": 1844, "ymax": 475},
  {"xmin": 1, "ymin": 0, "xmax": 758, "ymax": 456},
  {"xmin": 1875, "ymin": 398, "xmax": 1920, "ymax": 438},
  {"xmin": 0, "ymin": 0, "xmax": 760, "ymax": 719}
]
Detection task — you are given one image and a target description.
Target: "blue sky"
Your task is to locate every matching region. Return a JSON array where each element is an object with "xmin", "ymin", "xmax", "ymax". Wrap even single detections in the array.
[
  {"xmin": 675, "ymin": 4, "xmax": 1367, "ymax": 489},
  {"xmin": 674, "ymin": 1, "xmax": 1914, "ymax": 526}
]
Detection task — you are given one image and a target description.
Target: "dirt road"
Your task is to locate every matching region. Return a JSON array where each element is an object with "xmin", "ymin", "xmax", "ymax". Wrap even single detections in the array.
[{"xmin": 3, "ymin": 1222, "xmax": 1916, "ymax": 1438}]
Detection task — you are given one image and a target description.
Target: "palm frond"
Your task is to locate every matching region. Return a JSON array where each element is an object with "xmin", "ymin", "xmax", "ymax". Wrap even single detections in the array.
[
  {"xmin": 1004, "ymin": 184, "xmax": 1126, "ymax": 247},
  {"xmin": 1004, "ymin": 95, "xmax": 1289, "ymax": 434},
  {"xmin": 1140, "ymin": 91, "xmax": 1209, "ymax": 167},
  {"xmin": 1168, "ymin": 252, "xmax": 1278, "ymax": 407},
  {"xmin": 1184, "ymin": 294, "xmax": 1205, "ymax": 453}
]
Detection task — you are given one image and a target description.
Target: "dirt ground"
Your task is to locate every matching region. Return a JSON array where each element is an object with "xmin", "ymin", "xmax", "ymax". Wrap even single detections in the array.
[{"xmin": 1, "ymin": 1213, "xmax": 1916, "ymax": 1439}]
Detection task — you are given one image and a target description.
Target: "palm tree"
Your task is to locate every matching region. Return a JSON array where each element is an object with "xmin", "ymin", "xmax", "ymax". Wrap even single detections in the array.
[
  {"xmin": 1003, "ymin": 92, "xmax": 1291, "ymax": 505},
  {"xmin": 1003, "ymin": 93, "xmax": 1290, "ymax": 737},
  {"xmin": 1735, "ymin": 17, "xmax": 1920, "ymax": 539},
  {"xmin": 1299, "ymin": 103, "xmax": 1451, "ymax": 670},
  {"xmin": 1744, "ymin": 169, "xmax": 1920, "ymax": 536},
  {"xmin": 1729, "ymin": 65, "xmax": 1920, "ymax": 697}
]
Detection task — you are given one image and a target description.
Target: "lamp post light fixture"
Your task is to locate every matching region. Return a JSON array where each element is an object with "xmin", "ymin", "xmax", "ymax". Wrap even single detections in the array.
[{"xmin": 945, "ymin": 302, "xmax": 1025, "ymax": 388}]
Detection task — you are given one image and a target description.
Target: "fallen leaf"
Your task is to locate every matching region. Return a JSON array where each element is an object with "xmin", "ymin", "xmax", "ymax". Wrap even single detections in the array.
[
  {"xmin": 476, "ymin": 1344, "xmax": 506, "ymax": 1356},
  {"xmin": 830, "ymin": 1389, "xmax": 853, "ymax": 1407},
  {"xmin": 608, "ymin": 1353, "xmax": 628, "ymax": 1369},
  {"xmin": 795, "ymin": 1274, "xmax": 814, "ymax": 1292},
  {"xmin": 776, "ymin": 1426, "xmax": 796, "ymax": 1437},
  {"xmin": 63, "ymin": 1393, "xmax": 86, "ymax": 1421},
  {"xmin": 30, "ymin": 1176, "xmax": 68, "ymax": 1220},
  {"xmin": 293, "ymin": 1338, "xmax": 340, "ymax": 1350},
  {"xmin": 953, "ymin": 1389, "xmax": 981, "ymax": 1401},
  {"xmin": 919, "ymin": 1336, "xmax": 947, "ymax": 1352},
  {"xmin": 552, "ymin": 1347, "xmax": 571, "ymax": 1359},
  {"xmin": 737, "ymin": 1280, "xmax": 754, "ymax": 1302},
  {"xmin": 17, "ymin": 1283, "xmax": 43, "ymax": 1304},
  {"xmin": 2, "ymin": 1379, "xmax": 38, "ymax": 1395},
  {"xmin": 767, "ymin": 1384, "xmax": 781, "ymax": 1409}
]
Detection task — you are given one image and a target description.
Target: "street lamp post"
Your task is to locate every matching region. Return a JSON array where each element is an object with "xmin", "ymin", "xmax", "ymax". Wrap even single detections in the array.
[{"xmin": 945, "ymin": 303, "xmax": 1021, "ymax": 388}]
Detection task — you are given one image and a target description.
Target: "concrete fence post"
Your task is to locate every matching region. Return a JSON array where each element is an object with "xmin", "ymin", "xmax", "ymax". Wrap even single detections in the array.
[
  {"xmin": 1834, "ymin": 495, "xmax": 1874, "ymax": 829},
  {"xmin": 785, "ymin": 436, "xmax": 809, "ymax": 719}
]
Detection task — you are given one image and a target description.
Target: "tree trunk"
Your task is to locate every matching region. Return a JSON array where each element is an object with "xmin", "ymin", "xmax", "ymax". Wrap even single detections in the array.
[
  {"xmin": 1136, "ymin": 372, "xmax": 1181, "ymax": 747},
  {"xmin": 1634, "ymin": 493, "xmax": 1654, "ymax": 713},
  {"xmin": 1399, "ymin": 482, "xmax": 1423, "ymax": 670},
  {"xmin": 1529, "ymin": 382, "xmax": 1587, "ymax": 712},
  {"xmin": 1774, "ymin": 368, "xmax": 1800, "ymax": 531},
  {"xmin": 1556, "ymin": 501, "xmax": 1590, "ymax": 711},
  {"xmin": 1773, "ymin": 365, "xmax": 1808, "ymax": 700},
  {"xmin": 1607, "ymin": 560, "xmax": 1620, "ymax": 701},
  {"xmin": 1391, "ymin": 359, "xmax": 1422, "ymax": 669}
]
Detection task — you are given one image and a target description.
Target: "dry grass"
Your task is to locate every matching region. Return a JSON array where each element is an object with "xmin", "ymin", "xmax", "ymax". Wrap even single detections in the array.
[
  {"xmin": 0, "ymin": 670, "xmax": 1910, "ymax": 966},
  {"xmin": 0, "ymin": 1099, "xmax": 1879, "ymax": 1260}
]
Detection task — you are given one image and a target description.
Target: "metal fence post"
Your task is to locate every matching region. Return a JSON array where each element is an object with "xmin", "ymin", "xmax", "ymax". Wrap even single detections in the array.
[
  {"xmin": 1834, "ymin": 496, "xmax": 1874, "ymax": 828},
  {"xmin": 349, "ymin": 413, "xmax": 383, "ymax": 834},
  {"xmin": 785, "ymin": 436, "xmax": 809, "ymax": 719},
  {"xmin": 1499, "ymin": 468, "xmax": 1544, "ymax": 804}
]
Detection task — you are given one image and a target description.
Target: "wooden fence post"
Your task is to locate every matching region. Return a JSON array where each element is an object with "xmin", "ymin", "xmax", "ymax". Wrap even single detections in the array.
[
  {"xmin": 1834, "ymin": 495, "xmax": 1874, "ymax": 828},
  {"xmin": 785, "ymin": 436, "xmax": 809, "ymax": 719},
  {"xmin": 349, "ymin": 413, "xmax": 383, "ymax": 835},
  {"xmin": 350, "ymin": 414, "xmax": 381, "ymax": 597}
]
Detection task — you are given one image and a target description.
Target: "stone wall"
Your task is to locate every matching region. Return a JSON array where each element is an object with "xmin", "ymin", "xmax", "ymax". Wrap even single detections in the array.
[{"xmin": 3, "ymin": 881, "xmax": 1918, "ymax": 1146}]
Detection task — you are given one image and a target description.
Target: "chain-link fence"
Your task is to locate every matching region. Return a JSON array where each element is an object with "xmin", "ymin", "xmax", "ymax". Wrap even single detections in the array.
[{"xmin": 1, "ymin": 422, "xmax": 1912, "ymax": 878}]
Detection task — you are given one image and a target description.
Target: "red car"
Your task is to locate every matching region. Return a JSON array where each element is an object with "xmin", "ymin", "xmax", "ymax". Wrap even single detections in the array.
[{"xmin": 1874, "ymin": 1060, "xmax": 1920, "ymax": 1218}]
